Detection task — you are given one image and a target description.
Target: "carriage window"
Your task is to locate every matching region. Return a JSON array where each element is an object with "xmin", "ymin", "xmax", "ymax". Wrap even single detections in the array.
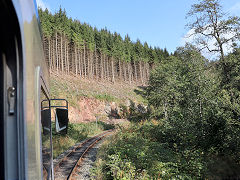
[{"xmin": 40, "ymin": 88, "xmax": 52, "ymax": 179}]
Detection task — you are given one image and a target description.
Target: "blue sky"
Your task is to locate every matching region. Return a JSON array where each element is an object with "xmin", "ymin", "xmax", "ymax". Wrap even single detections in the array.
[{"xmin": 37, "ymin": 0, "xmax": 240, "ymax": 54}]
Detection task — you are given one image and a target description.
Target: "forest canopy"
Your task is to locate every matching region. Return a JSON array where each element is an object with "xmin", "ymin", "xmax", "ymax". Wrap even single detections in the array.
[{"xmin": 38, "ymin": 7, "xmax": 169, "ymax": 84}]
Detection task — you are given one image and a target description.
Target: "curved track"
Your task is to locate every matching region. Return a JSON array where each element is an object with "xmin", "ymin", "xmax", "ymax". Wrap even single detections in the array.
[{"xmin": 54, "ymin": 129, "xmax": 113, "ymax": 180}]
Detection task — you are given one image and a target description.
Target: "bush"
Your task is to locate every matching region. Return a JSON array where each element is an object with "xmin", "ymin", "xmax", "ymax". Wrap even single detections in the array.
[
  {"xmin": 92, "ymin": 46, "xmax": 240, "ymax": 179},
  {"xmin": 52, "ymin": 121, "xmax": 114, "ymax": 158},
  {"xmin": 92, "ymin": 123, "xmax": 208, "ymax": 179}
]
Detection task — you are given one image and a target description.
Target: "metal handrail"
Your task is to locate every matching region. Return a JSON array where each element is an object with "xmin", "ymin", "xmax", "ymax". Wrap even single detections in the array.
[{"xmin": 41, "ymin": 99, "xmax": 68, "ymax": 110}]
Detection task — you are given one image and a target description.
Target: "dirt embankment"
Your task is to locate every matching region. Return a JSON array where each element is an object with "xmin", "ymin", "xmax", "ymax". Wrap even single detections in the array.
[
  {"xmin": 69, "ymin": 97, "xmax": 105, "ymax": 123},
  {"xmin": 50, "ymin": 72, "xmax": 146, "ymax": 124},
  {"xmin": 69, "ymin": 97, "xmax": 127, "ymax": 124}
]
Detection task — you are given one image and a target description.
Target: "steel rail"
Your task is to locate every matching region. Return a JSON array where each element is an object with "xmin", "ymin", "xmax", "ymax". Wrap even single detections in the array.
[
  {"xmin": 53, "ymin": 129, "xmax": 113, "ymax": 179},
  {"xmin": 67, "ymin": 130, "xmax": 113, "ymax": 180},
  {"xmin": 54, "ymin": 130, "xmax": 111, "ymax": 172}
]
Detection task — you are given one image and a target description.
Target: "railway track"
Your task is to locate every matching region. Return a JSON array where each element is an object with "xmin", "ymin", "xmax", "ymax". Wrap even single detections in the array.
[{"xmin": 54, "ymin": 129, "xmax": 113, "ymax": 180}]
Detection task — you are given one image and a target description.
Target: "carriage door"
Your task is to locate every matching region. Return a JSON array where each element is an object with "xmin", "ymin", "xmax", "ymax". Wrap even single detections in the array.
[{"xmin": 0, "ymin": 0, "xmax": 25, "ymax": 179}]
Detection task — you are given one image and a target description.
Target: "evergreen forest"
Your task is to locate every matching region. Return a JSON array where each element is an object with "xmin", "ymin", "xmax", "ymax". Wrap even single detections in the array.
[{"xmin": 39, "ymin": 8, "xmax": 169, "ymax": 85}]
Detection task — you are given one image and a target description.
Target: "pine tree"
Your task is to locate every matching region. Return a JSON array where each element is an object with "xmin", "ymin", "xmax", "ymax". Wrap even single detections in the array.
[{"xmin": 38, "ymin": 8, "xmax": 169, "ymax": 84}]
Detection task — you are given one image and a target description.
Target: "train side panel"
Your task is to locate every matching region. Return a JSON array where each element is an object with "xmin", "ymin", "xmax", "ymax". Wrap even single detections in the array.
[{"xmin": 10, "ymin": 0, "xmax": 50, "ymax": 179}]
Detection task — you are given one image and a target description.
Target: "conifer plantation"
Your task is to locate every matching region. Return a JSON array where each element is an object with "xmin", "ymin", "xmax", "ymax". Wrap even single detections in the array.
[{"xmin": 38, "ymin": 8, "xmax": 169, "ymax": 84}]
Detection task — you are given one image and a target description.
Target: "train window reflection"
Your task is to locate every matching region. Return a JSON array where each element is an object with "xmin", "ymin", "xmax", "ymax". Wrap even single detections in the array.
[{"xmin": 40, "ymin": 88, "xmax": 52, "ymax": 179}]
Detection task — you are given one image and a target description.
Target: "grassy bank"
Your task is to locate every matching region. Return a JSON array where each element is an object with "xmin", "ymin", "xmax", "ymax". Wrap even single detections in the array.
[
  {"xmin": 50, "ymin": 72, "xmax": 146, "ymax": 110},
  {"xmin": 51, "ymin": 121, "xmax": 114, "ymax": 158}
]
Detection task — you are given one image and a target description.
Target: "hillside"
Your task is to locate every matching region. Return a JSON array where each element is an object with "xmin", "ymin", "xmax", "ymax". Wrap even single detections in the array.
[
  {"xmin": 49, "ymin": 70, "xmax": 144, "ymax": 158},
  {"xmin": 50, "ymin": 71, "xmax": 146, "ymax": 123}
]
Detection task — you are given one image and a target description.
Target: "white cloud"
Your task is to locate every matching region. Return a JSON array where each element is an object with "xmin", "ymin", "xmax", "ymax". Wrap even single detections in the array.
[
  {"xmin": 36, "ymin": 0, "xmax": 50, "ymax": 10},
  {"xmin": 180, "ymin": 29, "xmax": 195, "ymax": 46},
  {"xmin": 181, "ymin": 28, "xmax": 234, "ymax": 60}
]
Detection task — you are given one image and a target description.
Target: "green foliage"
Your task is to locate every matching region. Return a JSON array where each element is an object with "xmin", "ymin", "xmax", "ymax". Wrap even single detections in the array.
[
  {"xmin": 93, "ymin": 119, "xmax": 240, "ymax": 179},
  {"xmin": 38, "ymin": 8, "xmax": 53, "ymax": 38},
  {"xmin": 92, "ymin": 123, "xmax": 208, "ymax": 179},
  {"xmin": 146, "ymin": 45, "xmax": 239, "ymax": 152},
  {"xmin": 216, "ymin": 48, "xmax": 240, "ymax": 157},
  {"xmin": 118, "ymin": 104, "xmax": 129, "ymax": 119},
  {"xmin": 147, "ymin": 45, "xmax": 218, "ymax": 125},
  {"xmin": 186, "ymin": 0, "xmax": 240, "ymax": 84},
  {"xmin": 93, "ymin": 45, "xmax": 240, "ymax": 179},
  {"xmin": 93, "ymin": 93, "xmax": 116, "ymax": 102},
  {"xmin": 106, "ymin": 154, "xmax": 142, "ymax": 180},
  {"xmin": 52, "ymin": 121, "xmax": 114, "ymax": 158}
]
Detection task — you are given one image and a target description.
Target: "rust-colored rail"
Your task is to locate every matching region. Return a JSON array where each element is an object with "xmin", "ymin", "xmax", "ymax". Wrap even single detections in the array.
[
  {"xmin": 53, "ymin": 129, "xmax": 113, "ymax": 179},
  {"xmin": 67, "ymin": 130, "xmax": 113, "ymax": 180}
]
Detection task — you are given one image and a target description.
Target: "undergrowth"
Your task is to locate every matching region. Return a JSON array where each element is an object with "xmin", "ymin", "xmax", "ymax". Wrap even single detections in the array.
[
  {"xmin": 93, "ymin": 93, "xmax": 116, "ymax": 102},
  {"xmin": 91, "ymin": 121, "xmax": 240, "ymax": 179},
  {"xmin": 51, "ymin": 121, "xmax": 114, "ymax": 158}
]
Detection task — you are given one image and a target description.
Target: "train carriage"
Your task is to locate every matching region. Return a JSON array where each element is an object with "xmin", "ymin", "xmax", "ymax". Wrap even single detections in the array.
[{"xmin": 0, "ymin": 0, "xmax": 67, "ymax": 179}]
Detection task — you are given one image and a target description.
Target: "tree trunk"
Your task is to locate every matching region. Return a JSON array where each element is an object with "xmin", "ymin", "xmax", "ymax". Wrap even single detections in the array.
[
  {"xmin": 81, "ymin": 46, "xmax": 84, "ymax": 78},
  {"xmin": 139, "ymin": 61, "xmax": 143, "ymax": 85},
  {"xmin": 134, "ymin": 61, "xmax": 138, "ymax": 83},
  {"xmin": 71, "ymin": 42, "xmax": 74, "ymax": 74},
  {"xmin": 146, "ymin": 62, "xmax": 149, "ymax": 82},
  {"xmin": 83, "ymin": 43, "xmax": 86, "ymax": 78},
  {"xmin": 48, "ymin": 37, "xmax": 51, "ymax": 72},
  {"xmin": 74, "ymin": 45, "xmax": 78, "ymax": 75},
  {"xmin": 60, "ymin": 34, "xmax": 63, "ymax": 72},
  {"xmin": 66, "ymin": 41, "xmax": 69, "ymax": 74},
  {"xmin": 101, "ymin": 53, "xmax": 104, "ymax": 79},
  {"xmin": 106, "ymin": 56, "xmax": 109, "ymax": 81},
  {"xmin": 123, "ymin": 61, "xmax": 127, "ymax": 82},
  {"xmin": 55, "ymin": 32, "xmax": 58, "ymax": 73},
  {"xmin": 118, "ymin": 59, "xmax": 122, "ymax": 81},
  {"xmin": 64, "ymin": 36, "xmax": 67, "ymax": 74},
  {"xmin": 87, "ymin": 50, "xmax": 90, "ymax": 78},
  {"xmin": 127, "ymin": 62, "xmax": 131, "ymax": 84},
  {"xmin": 143, "ymin": 61, "xmax": 147, "ymax": 85},
  {"xmin": 78, "ymin": 47, "xmax": 82, "ymax": 77},
  {"xmin": 95, "ymin": 45, "xmax": 98, "ymax": 81},
  {"xmin": 102, "ymin": 54, "xmax": 105, "ymax": 79},
  {"xmin": 90, "ymin": 51, "xmax": 93, "ymax": 79},
  {"xmin": 111, "ymin": 57, "xmax": 115, "ymax": 83},
  {"xmin": 52, "ymin": 37, "xmax": 55, "ymax": 71}
]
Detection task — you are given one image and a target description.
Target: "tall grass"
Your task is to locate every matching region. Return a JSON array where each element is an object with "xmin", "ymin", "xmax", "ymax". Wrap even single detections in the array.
[{"xmin": 52, "ymin": 122, "xmax": 114, "ymax": 158}]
